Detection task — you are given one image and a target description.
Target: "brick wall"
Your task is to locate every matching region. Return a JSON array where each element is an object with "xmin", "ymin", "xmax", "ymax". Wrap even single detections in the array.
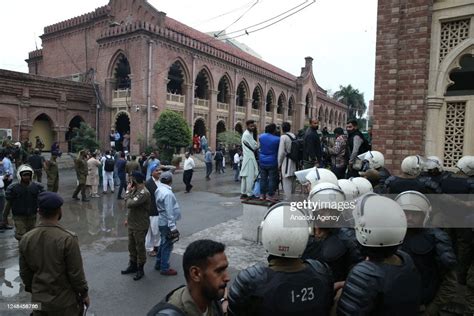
[{"xmin": 373, "ymin": 0, "xmax": 433, "ymax": 174}]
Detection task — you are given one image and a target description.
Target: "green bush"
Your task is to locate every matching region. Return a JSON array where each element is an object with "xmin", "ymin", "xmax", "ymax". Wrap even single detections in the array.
[
  {"xmin": 71, "ymin": 122, "xmax": 99, "ymax": 152},
  {"xmin": 217, "ymin": 130, "xmax": 241, "ymax": 147},
  {"xmin": 153, "ymin": 110, "xmax": 191, "ymax": 162}
]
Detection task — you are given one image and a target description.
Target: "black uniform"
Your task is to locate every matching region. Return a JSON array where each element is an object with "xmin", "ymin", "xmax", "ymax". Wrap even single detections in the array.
[
  {"xmin": 228, "ymin": 258, "xmax": 334, "ymax": 316},
  {"xmin": 401, "ymin": 228, "xmax": 457, "ymax": 306},
  {"xmin": 302, "ymin": 228, "xmax": 363, "ymax": 282},
  {"xmin": 337, "ymin": 250, "xmax": 421, "ymax": 316},
  {"xmin": 384, "ymin": 175, "xmax": 441, "ymax": 194}
]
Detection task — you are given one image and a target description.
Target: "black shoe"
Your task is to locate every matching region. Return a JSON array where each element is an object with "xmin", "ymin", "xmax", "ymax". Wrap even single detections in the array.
[
  {"xmin": 72, "ymin": 196, "xmax": 80, "ymax": 201},
  {"xmin": 82, "ymin": 198, "xmax": 90, "ymax": 202},
  {"xmin": 117, "ymin": 197, "xmax": 124, "ymax": 200},
  {"xmin": 121, "ymin": 261, "xmax": 137, "ymax": 274},
  {"xmin": 240, "ymin": 194, "xmax": 248, "ymax": 199},
  {"xmin": 133, "ymin": 264, "xmax": 145, "ymax": 281}
]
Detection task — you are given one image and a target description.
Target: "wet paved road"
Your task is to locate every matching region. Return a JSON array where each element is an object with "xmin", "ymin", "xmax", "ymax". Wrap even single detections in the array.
[{"xmin": 0, "ymin": 167, "xmax": 246, "ymax": 315}]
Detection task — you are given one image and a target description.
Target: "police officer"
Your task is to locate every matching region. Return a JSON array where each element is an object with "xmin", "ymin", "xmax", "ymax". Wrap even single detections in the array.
[
  {"xmin": 3, "ymin": 164, "xmax": 44, "ymax": 240},
  {"xmin": 384, "ymin": 155, "xmax": 441, "ymax": 194},
  {"xmin": 336, "ymin": 194, "xmax": 421, "ymax": 315},
  {"xmin": 72, "ymin": 150, "xmax": 89, "ymax": 201},
  {"xmin": 19, "ymin": 192, "xmax": 90, "ymax": 315},
  {"xmin": 228, "ymin": 202, "xmax": 334, "ymax": 315},
  {"xmin": 395, "ymin": 191, "xmax": 457, "ymax": 315},
  {"xmin": 44, "ymin": 152, "xmax": 59, "ymax": 192},
  {"xmin": 302, "ymin": 183, "xmax": 363, "ymax": 282},
  {"xmin": 358, "ymin": 150, "xmax": 391, "ymax": 185},
  {"xmin": 122, "ymin": 171, "xmax": 151, "ymax": 280}
]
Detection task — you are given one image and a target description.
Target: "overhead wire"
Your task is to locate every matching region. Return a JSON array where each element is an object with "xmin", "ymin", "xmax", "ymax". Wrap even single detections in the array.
[
  {"xmin": 214, "ymin": 0, "xmax": 259, "ymax": 38},
  {"xmin": 219, "ymin": 0, "xmax": 309, "ymax": 37}
]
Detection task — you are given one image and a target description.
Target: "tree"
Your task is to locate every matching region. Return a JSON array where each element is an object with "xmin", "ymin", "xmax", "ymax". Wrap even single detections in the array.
[
  {"xmin": 71, "ymin": 122, "xmax": 99, "ymax": 152},
  {"xmin": 153, "ymin": 110, "xmax": 192, "ymax": 163},
  {"xmin": 333, "ymin": 84, "xmax": 367, "ymax": 119},
  {"xmin": 217, "ymin": 131, "xmax": 241, "ymax": 148}
]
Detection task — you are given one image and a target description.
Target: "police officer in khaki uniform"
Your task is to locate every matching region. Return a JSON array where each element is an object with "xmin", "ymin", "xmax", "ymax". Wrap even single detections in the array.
[
  {"xmin": 121, "ymin": 171, "xmax": 151, "ymax": 280},
  {"xmin": 72, "ymin": 150, "xmax": 89, "ymax": 201},
  {"xmin": 44, "ymin": 153, "xmax": 59, "ymax": 192},
  {"xmin": 3, "ymin": 164, "xmax": 44, "ymax": 240},
  {"xmin": 19, "ymin": 192, "xmax": 90, "ymax": 315}
]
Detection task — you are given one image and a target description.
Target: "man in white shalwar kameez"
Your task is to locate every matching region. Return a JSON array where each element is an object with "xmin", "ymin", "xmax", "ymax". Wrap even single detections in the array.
[{"xmin": 240, "ymin": 120, "xmax": 259, "ymax": 198}]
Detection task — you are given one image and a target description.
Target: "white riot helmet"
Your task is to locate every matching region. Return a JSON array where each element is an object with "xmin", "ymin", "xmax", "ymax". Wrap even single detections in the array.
[
  {"xmin": 14, "ymin": 142, "xmax": 22, "ymax": 147},
  {"xmin": 306, "ymin": 168, "xmax": 338, "ymax": 189},
  {"xmin": 338, "ymin": 179, "xmax": 360, "ymax": 200},
  {"xmin": 394, "ymin": 191, "xmax": 431, "ymax": 227},
  {"xmin": 353, "ymin": 193, "xmax": 407, "ymax": 247},
  {"xmin": 309, "ymin": 182, "xmax": 346, "ymax": 208},
  {"xmin": 424, "ymin": 156, "xmax": 443, "ymax": 172},
  {"xmin": 260, "ymin": 202, "xmax": 311, "ymax": 258},
  {"xmin": 350, "ymin": 177, "xmax": 373, "ymax": 196},
  {"xmin": 17, "ymin": 164, "xmax": 34, "ymax": 180},
  {"xmin": 365, "ymin": 151, "xmax": 385, "ymax": 169},
  {"xmin": 401, "ymin": 155, "xmax": 423, "ymax": 176},
  {"xmin": 457, "ymin": 156, "xmax": 474, "ymax": 176}
]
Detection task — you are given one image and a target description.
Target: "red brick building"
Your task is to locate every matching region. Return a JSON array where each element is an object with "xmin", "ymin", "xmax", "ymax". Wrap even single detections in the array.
[
  {"xmin": 373, "ymin": 0, "xmax": 473, "ymax": 173},
  {"xmin": 0, "ymin": 70, "xmax": 96, "ymax": 152},
  {"xmin": 24, "ymin": 0, "xmax": 346, "ymax": 153}
]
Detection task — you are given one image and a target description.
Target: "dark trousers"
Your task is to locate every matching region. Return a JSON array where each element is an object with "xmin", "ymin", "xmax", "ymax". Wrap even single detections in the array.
[
  {"xmin": 332, "ymin": 165, "xmax": 347, "ymax": 180},
  {"xmin": 72, "ymin": 183, "xmax": 86, "ymax": 199},
  {"xmin": 260, "ymin": 165, "xmax": 278, "ymax": 197},
  {"xmin": 205, "ymin": 162, "xmax": 212, "ymax": 178},
  {"xmin": 128, "ymin": 229, "xmax": 147, "ymax": 264},
  {"xmin": 118, "ymin": 175, "xmax": 127, "ymax": 198},
  {"xmin": 183, "ymin": 169, "xmax": 193, "ymax": 192},
  {"xmin": 34, "ymin": 169, "xmax": 42, "ymax": 183},
  {"xmin": 215, "ymin": 160, "xmax": 223, "ymax": 173}
]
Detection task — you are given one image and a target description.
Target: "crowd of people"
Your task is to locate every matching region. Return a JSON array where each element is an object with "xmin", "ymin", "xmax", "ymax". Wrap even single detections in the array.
[{"xmin": 1, "ymin": 117, "xmax": 474, "ymax": 315}]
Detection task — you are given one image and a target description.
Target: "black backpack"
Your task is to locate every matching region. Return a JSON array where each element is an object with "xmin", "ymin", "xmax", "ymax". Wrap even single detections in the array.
[
  {"xmin": 104, "ymin": 157, "xmax": 115, "ymax": 172},
  {"xmin": 286, "ymin": 133, "xmax": 304, "ymax": 164}
]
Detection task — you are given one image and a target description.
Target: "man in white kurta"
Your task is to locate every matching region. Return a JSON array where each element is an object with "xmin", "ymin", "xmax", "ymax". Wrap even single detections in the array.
[{"xmin": 240, "ymin": 120, "xmax": 259, "ymax": 198}]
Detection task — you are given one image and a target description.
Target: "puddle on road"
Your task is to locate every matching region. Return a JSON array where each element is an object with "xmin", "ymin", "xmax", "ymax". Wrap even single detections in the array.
[{"xmin": 0, "ymin": 264, "xmax": 22, "ymax": 297}]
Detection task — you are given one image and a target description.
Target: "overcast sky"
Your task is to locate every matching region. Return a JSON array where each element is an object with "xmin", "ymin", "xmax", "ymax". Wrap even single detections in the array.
[{"xmin": 0, "ymin": 0, "xmax": 377, "ymax": 103}]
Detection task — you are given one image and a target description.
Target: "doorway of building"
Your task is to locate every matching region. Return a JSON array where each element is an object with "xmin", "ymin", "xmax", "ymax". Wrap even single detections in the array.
[
  {"xmin": 30, "ymin": 114, "xmax": 54, "ymax": 152},
  {"xmin": 115, "ymin": 112, "xmax": 130, "ymax": 152},
  {"xmin": 67, "ymin": 115, "xmax": 84, "ymax": 152},
  {"xmin": 216, "ymin": 120, "xmax": 226, "ymax": 148}
]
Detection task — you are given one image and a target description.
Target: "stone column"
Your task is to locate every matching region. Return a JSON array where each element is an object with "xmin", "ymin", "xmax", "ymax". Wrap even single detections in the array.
[
  {"xmin": 259, "ymin": 101, "xmax": 266, "ymax": 133},
  {"xmin": 184, "ymin": 83, "xmax": 194, "ymax": 126},
  {"xmin": 228, "ymin": 93, "xmax": 235, "ymax": 130},
  {"xmin": 425, "ymin": 96, "xmax": 444, "ymax": 156},
  {"xmin": 209, "ymin": 89, "xmax": 218, "ymax": 149},
  {"xmin": 245, "ymin": 98, "xmax": 253, "ymax": 122},
  {"xmin": 297, "ymin": 102, "xmax": 305, "ymax": 131},
  {"xmin": 283, "ymin": 106, "xmax": 288, "ymax": 122}
]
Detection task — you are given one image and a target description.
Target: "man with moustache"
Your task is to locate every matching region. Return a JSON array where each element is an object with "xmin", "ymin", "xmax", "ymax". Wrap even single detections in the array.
[
  {"xmin": 346, "ymin": 119, "xmax": 369, "ymax": 178},
  {"xmin": 148, "ymin": 239, "xmax": 230, "ymax": 316}
]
